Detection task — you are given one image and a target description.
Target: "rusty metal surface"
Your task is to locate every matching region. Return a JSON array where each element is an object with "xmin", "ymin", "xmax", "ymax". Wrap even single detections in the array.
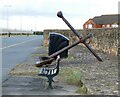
[{"xmin": 35, "ymin": 11, "xmax": 102, "ymax": 67}]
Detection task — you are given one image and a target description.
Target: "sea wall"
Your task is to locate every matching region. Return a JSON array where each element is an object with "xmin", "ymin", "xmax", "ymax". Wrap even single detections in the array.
[{"xmin": 43, "ymin": 28, "xmax": 118, "ymax": 55}]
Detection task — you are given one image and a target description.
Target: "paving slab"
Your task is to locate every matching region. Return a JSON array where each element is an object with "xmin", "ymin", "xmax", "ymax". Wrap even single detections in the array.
[{"xmin": 2, "ymin": 76, "xmax": 79, "ymax": 95}]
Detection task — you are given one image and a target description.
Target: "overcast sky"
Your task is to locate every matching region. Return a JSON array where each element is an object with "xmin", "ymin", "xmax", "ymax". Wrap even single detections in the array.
[{"xmin": 0, "ymin": 0, "xmax": 119, "ymax": 31}]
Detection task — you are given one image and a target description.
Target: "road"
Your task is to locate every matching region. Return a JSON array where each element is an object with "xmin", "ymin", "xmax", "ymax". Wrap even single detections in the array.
[{"xmin": 1, "ymin": 35, "xmax": 43, "ymax": 82}]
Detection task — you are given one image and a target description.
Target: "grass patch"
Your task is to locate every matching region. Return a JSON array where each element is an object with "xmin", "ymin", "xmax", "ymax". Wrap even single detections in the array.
[
  {"xmin": 31, "ymin": 53, "xmax": 47, "ymax": 57},
  {"xmin": 36, "ymin": 46, "xmax": 48, "ymax": 50},
  {"xmin": 9, "ymin": 64, "xmax": 39, "ymax": 77},
  {"xmin": 10, "ymin": 64, "xmax": 88, "ymax": 94},
  {"xmin": 76, "ymin": 84, "xmax": 87, "ymax": 94},
  {"xmin": 62, "ymin": 54, "xmax": 74, "ymax": 61},
  {"xmin": 58, "ymin": 67, "xmax": 87, "ymax": 94},
  {"xmin": 59, "ymin": 67, "xmax": 81, "ymax": 85}
]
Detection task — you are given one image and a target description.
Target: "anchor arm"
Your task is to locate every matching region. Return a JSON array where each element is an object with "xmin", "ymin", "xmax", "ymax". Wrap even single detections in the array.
[{"xmin": 57, "ymin": 11, "xmax": 102, "ymax": 62}]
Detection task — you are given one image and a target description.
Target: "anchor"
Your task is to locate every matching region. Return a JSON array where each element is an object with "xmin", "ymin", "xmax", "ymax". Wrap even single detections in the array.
[
  {"xmin": 35, "ymin": 11, "xmax": 102, "ymax": 67},
  {"xmin": 35, "ymin": 11, "xmax": 102, "ymax": 89}
]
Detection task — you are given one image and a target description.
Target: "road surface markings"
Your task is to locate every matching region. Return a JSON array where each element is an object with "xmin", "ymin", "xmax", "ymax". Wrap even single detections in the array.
[{"xmin": 0, "ymin": 39, "xmax": 37, "ymax": 50}]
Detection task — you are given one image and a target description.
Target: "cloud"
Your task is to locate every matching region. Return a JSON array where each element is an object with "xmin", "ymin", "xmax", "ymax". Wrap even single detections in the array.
[
  {"xmin": 0, "ymin": 0, "xmax": 93, "ymax": 17},
  {"xmin": 1, "ymin": 0, "xmax": 118, "ymax": 17},
  {"xmin": 0, "ymin": 0, "xmax": 119, "ymax": 30}
]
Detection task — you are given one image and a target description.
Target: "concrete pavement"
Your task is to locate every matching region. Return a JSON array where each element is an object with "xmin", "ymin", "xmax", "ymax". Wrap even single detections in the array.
[
  {"xmin": 2, "ymin": 36, "xmax": 43, "ymax": 82},
  {"xmin": 2, "ymin": 76, "xmax": 79, "ymax": 95}
]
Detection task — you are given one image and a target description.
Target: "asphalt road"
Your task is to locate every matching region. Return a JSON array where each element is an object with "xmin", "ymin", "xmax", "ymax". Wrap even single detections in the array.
[{"xmin": 1, "ymin": 35, "xmax": 43, "ymax": 82}]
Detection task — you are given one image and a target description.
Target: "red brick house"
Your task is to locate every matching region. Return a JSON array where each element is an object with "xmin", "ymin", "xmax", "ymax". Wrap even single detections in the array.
[{"xmin": 83, "ymin": 14, "xmax": 119, "ymax": 29}]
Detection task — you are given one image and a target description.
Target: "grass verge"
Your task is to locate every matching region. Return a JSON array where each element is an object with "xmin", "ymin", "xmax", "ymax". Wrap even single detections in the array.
[
  {"xmin": 9, "ymin": 64, "xmax": 39, "ymax": 77},
  {"xmin": 10, "ymin": 64, "xmax": 88, "ymax": 94},
  {"xmin": 58, "ymin": 67, "xmax": 87, "ymax": 94}
]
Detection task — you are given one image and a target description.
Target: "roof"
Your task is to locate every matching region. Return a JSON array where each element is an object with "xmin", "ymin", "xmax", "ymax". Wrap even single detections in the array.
[{"xmin": 92, "ymin": 14, "xmax": 119, "ymax": 24}]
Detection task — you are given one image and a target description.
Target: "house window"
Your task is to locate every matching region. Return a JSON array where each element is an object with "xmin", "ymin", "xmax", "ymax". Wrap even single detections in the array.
[
  {"xmin": 107, "ymin": 24, "xmax": 110, "ymax": 28},
  {"xmin": 112, "ymin": 24, "xmax": 118, "ymax": 27},
  {"xmin": 85, "ymin": 25, "xmax": 88, "ymax": 28},
  {"xmin": 88, "ymin": 23, "xmax": 93, "ymax": 29},
  {"xmin": 102, "ymin": 25, "xmax": 105, "ymax": 28}
]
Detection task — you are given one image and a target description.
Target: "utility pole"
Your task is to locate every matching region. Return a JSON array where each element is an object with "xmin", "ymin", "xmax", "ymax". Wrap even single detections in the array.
[
  {"xmin": 4, "ymin": 5, "xmax": 12, "ymax": 37},
  {"xmin": 20, "ymin": 13, "xmax": 22, "ymax": 35}
]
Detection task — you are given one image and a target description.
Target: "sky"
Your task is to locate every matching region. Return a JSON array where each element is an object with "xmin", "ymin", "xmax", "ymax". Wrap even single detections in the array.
[{"xmin": 0, "ymin": 0, "xmax": 119, "ymax": 31}]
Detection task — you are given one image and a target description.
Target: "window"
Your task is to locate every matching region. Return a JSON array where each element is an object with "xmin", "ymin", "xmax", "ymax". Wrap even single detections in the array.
[
  {"xmin": 85, "ymin": 25, "xmax": 88, "ymax": 28},
  {"xmin": 112, "ymin": 24, "xmax": 118, "ymax": 27},
  {"xmin": 88, "ymin": 23, "xmax": 93, "ymax": 29},
  {"xmin": 107, "ymin": 24, "xmax": 110, "ymax": 28},
  {"xmin": 102, "ymin": 25, "xmax": 105, "ymax": 28}
]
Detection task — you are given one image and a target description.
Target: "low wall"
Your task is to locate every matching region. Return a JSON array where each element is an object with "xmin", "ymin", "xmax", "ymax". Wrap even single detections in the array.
[{"xmin": 43, "ymin": 28, "xmax": 119, "ymax": 55}]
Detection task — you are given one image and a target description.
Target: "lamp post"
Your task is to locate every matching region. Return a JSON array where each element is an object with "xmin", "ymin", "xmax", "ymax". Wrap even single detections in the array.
[
  {"xmin": 20, "ymin": 13, "xmax": 22, "ymax": 31},
  {"xmin": 4, "ymin": 5, "xmax": 12, "ymax": 37},
  {"xmin": 34, "ymin": 18, "xmax": 37, "ymax": 35},
  {"xmin": 20, "ymin": 13, "xmax": 23, "ymax": 35}
]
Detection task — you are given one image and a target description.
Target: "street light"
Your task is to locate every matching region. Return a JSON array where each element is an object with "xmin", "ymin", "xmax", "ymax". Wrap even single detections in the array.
[
  {"xmin": 4, "ymin": 5, "xmax": 12, "ymax": 35},
  {"xmin": 20, "ymin": 12, "xmax": 22, "ymax": 31}
]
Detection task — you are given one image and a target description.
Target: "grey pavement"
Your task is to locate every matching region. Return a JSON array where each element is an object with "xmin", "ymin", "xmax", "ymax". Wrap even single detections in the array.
[
  {"xmin": 2, "ymin": 76, "xmax": 79, "ymax": 95},
  {"xmin": 2, "ymin": 36, "xmax": 43, "ymax": 82}
]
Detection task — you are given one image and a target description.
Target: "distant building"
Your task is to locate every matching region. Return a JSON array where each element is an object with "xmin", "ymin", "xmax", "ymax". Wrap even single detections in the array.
[{"xmin": 83, "ymin": 14, "xmax": 119, "ymax": 29}]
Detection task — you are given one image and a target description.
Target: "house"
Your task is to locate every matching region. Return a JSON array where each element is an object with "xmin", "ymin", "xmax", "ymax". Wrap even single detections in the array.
[{"xmin": 83, "ymin": 14, "xmax": 119, "ymax": 29}]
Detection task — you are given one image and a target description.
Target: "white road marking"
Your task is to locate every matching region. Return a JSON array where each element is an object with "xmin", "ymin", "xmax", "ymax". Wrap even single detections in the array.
[{"xmin": 0, "ymin": 39, "xmax": 37, "ymax": 50}]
